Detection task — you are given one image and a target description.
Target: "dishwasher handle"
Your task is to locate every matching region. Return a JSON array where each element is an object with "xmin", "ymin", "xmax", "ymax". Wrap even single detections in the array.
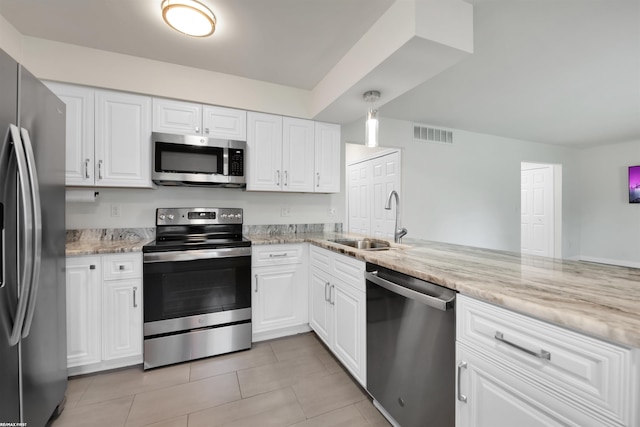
[{"xmin": 365, "ymin": 270, "xmax": 455, "ymax": 311}]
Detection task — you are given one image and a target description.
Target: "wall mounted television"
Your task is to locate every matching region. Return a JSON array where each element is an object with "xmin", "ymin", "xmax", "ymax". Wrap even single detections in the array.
[{"xmin": 630, "ymin": 165, "xmax": 640, "ymax": 203}]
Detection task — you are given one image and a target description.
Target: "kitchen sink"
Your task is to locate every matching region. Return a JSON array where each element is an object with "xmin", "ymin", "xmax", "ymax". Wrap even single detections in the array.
[{"xmin": 328, "ymin": 238, "xmax": 391, "ymax": 251}]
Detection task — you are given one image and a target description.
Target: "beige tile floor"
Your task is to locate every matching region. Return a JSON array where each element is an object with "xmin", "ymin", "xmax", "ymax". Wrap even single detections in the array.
[{"xmin": 51, "ymin": 332, "xmax": 391, "ymax": 427}]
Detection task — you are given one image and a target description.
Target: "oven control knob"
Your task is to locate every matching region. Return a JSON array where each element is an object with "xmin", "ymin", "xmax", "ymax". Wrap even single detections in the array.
[
  {"xmin": 159, "ymin": 214, "xmax": 166, "ymax": 220},
  {"xmin": 235, "ymin": 214, "xmax": 242, "ymax": 219},
  {"xmin": 167, "ymin": 214, "xmax": 174, "ymax": 221},
  {"xmin": 221, "ymin": 214, "xmax": 228, "ymax": 219}
]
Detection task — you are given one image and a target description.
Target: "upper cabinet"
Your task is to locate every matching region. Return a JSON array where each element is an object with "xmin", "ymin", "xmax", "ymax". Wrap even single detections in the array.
[
  {"xmin": 46, "ymin": 82, "xmax": 152, "ymax": 188},
  {"xmin": 152, "ymin": 98, "xmax": 246, "ymax": 141},
  {"xmin": 246, "ymin": 112, "xmax": 341, "ymax": 193},
  {"xmin": 314, "ymin": 122, "xmax": 341, "ymax": 193}
]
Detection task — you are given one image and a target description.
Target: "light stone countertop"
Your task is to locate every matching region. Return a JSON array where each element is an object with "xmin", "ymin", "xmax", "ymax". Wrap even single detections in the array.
[{"xmin": 67, "ymin": 230, "xmax": 640, "ymax": 348}]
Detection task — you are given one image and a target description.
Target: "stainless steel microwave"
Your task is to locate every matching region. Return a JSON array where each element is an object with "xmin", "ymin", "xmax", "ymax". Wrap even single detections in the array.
[{"xmin": 151, "ymin": 132, "xmax": 246, "ymax": 187}]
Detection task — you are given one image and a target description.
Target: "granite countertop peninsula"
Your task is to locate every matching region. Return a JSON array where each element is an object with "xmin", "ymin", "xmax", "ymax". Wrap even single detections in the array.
[
  {"xmin": 252, "ymin": 232, "xmax": 640, "ymax": 349},
  {"xmin": 66, "ymin": 228, "xmax": 155, "ymax": 256}
]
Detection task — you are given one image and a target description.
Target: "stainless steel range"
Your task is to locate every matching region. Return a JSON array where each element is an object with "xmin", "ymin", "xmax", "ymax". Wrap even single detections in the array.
[{"xmin": 142, "ymin": 207, "xmax": 251, "ymax": 370}]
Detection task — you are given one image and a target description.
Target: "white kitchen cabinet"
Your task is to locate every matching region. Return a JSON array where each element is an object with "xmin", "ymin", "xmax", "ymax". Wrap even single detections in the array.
[
  {"xmin": 65, "ymin": 256, "xmax": 102, "ymax": 368},
  {"xmin": 65, "ymin": 253, "xmax": 143, "ymax": 375},
  {"xmin": 101, "ymin": 254, "xmax": 142, "ymax": 361},
  {"xmin": 247, "ymin": 112, "xmax": 283, "ymax": 191},
  {"xmin": 251, "ymin": 244, "xmax": 309, "ymax": 341},
  {"xmin": 95, "ymin": 90, "xmax": 152, "ymax": 187},
  {"xmin": 45, "ymin": 83, "xmax": 95, "ymax": 186},
  {"xmin": 314, "ymin": 122, "xmax": 341, "ymax": 193},
  {"xmin": 282, "ymin": 117, "xmax": 315, "ymax": 192},
  {"xmin": 309, "ymin": 245, "xmax": 366, "ymax": 386},
  {"xmin": 456, "ymin": 294, "xmax": 639, "ymax": 427},
  {"xmin": 46, "ymin": 82, "xmax": 152, "ymax": 188},
  {"xmin": 247, "ymin": 112, "xmax": 341, "ymax": 193},
  {"xmin": 153, "ymin": 98, "xmax": 247, "ymax": 140}
]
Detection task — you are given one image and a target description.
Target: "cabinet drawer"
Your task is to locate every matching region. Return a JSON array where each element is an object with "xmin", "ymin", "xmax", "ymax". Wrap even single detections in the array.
[
  {"xmin": 457, "ymin": 295, "xmax": 635, "ymax": 426},
  {"xmin": 252, "ymin": 244, "xmax": 305, "ymax": 267},
  {"xmin": 310, "ymin": 245, "xmax": 332, "ymax": 272},
  {"xmin": 102, "ymin": 253, "xmax": 142, "ymax": 280}
]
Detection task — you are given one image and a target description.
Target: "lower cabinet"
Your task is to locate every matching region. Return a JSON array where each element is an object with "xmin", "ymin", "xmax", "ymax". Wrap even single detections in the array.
[
  {"xmin": 251, "ymin": 244, "xmax": 310, "ymax": 341},
  {"xmin": 66, "ymin": 253, "xmax": 143, "ymax": 375},
  {"xmin": 456, "ymin": 294, "xmax": 639, "ymax": 427},
  {"xmin": 309, "ymin": 246, "xmax": 366, "ymax": 387}
]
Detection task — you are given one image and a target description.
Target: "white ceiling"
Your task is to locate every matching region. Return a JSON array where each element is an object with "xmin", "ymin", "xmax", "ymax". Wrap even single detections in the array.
[{"xmin": 0, "ymin": 0, "xmax": 638, "ymax": 147}]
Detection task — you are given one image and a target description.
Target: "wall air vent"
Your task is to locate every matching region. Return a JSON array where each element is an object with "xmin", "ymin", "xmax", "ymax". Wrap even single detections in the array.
[{"xmin": 413, "ymin": 124, "xmax": 453, "ymax": 144}]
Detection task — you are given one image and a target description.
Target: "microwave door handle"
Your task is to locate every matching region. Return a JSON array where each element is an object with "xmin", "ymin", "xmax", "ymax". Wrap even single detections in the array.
[{"xmin": 223, "ymin": 147, "xmax": 229, "ymax": 176}]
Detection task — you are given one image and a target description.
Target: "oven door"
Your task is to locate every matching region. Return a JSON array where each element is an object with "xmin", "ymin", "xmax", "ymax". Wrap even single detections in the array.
[{"xmin": 143, "ymin": 247, "xmax": 251, "ymax": 337}]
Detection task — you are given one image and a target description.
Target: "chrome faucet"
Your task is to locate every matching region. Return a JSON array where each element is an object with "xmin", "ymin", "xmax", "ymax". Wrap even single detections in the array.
[{"xmin": 384, "ymin": 190, "xmax": 407, "ymax": 243}]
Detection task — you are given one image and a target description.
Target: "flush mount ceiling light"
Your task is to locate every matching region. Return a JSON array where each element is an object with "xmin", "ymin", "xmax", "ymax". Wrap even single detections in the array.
[
  {"xmin": 363, "ymin": 90, "xmax": 381, "ymax": 148},
  {"xmin": 161, "ymin": 0, "xmax": 216, "ymax": 37}
]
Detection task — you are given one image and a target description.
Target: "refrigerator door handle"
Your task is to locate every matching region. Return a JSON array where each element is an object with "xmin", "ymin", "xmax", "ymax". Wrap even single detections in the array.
[
  {"xmin": 19, "ymin": 127, "xmax": 42, "ymax": 338},
  {"xmin": 2, "ymin": 124, "xmax": 34, "ymax": 346}
]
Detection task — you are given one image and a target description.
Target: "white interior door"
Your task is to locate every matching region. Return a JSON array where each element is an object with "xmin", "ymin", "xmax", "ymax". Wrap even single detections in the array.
[
  {"xmin": 347, "ymin": 151, "xmax": 401, "ymax": 238},
  {"xmin": 521, "ymin": 163, "xmax": 554, "ymax": 257}
]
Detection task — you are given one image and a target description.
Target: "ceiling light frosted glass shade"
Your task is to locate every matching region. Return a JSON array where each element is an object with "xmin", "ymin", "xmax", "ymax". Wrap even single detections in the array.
[
  {"xmin": 161, "ymin": 0, "xmax": 216, "ymax": 37},
  {"xmin": 365, "ymin": 108, "xmax": 379, "ymax": 148}
]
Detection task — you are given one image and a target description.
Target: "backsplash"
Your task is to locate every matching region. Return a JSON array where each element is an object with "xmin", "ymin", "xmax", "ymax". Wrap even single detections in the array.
[
  {"xmin": 66, "ymin": 224, "xmax": 343, "ymax": 242},
  {"xmin": 242, "ymin": 223, "xmax": 343, "ymax": 235},
  {"xmin": 66, "ymin": 227, "xmax": 156, "ymax": 242}
]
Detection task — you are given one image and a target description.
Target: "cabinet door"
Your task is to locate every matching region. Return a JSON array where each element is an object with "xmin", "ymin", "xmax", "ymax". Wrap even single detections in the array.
[
  {"xmin": 246, "ymin": 112, "xmax": 282, "ymax": 191},
  {"xmin": 65, "ymin": 257, "xmax": 102, "ymax": 367},
  {"xmin": 456, "ymin": 344, "xmax": 592, "ymax": 427},
  {"xmin": 282, "ymin": 117, "xmax": 315, "ymax": 192},
  {"xmin": 332, "ymin": 281, "xmax": 366, "ymax": 386},
  {"xmin": 309, "ymin": 267, "xmax": 332, "ymax": 346},
  {"xmin": 314, "ymin": 122, "xmax": 341, "ymax": 193},
  {"xmin": 46, "ymin": 82, "xmax": 95, "ymax": 186},
  {"xmin": 152, "ymin": 98, "xmax": 202, "ymax": 135},
  {"xmin": 95, "ymin": 90, "xmax": 152, "ymax": 187},
  {"xmin": 203, "ymin": 105, "xmax": 247, "ymax": 141},
  {"xmin": 102, "ymin": 279, "xmax": 142, "ymax": 360},
  {"xmin": 252, "ymin": 264, "xmax": 306, "ymax": 334}
]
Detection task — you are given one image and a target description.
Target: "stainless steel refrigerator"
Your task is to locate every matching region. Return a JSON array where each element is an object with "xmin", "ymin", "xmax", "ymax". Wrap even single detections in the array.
[{"xmin": 0, "ymin": 48, "xmax": 67, "ymax": 426}]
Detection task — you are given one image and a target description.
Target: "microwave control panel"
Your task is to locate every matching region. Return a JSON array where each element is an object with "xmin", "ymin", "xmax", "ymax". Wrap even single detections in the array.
[{"xmin": 229, "ymin": 149, "xmax": 244, "ymax": 177}]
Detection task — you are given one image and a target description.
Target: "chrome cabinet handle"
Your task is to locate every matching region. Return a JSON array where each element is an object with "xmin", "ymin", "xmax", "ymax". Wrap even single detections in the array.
[
  {"xmin": 269, "ymin": 253, "xmax": 288, "ymax": 258},
  {"xmin": 284, "ymin": 170, "xmax": 288, "ymax": 186},
  {"xmin": 254, "ymin": 274, "xmax": 259, "ymax": 293},
  {"xmin": 316, "ymin": 172, "xmax": 320, "ymax": 187},
  {"xmin": 329, "ymin": 284, "xmax": 335, "ymax": 305},
  {"xmin": 133, "ymin": 286, "xmax": 138, "ymax": 308},
  {"xmin": 89, "ymin": 264, "xmax": 96, "ymax": 270},
  {"xmin": 204, "ymin": 128, "xmax": 210, "ymax": 134},
  {"xmin": 195, "ymin": 126, "xmax": 200, "ymax": 133},
  {"xmin": 494, "ymin": 331, "xmax": 551, "ymax": 360},
  {"xmin": 457, "ymin": 361, "xmax": 468, "ymax": 403},
  {"xmin": 276, "ymin": 170, "xmax": 280, "ymax": 186},
  {"xmin": 98, "ymin": 159, "xmax": 103, "ymax": 180},
  {"xmin": 324, "ymin": 282, "xmax": 330, "ymax": 302},
  {"xmin": 84, "ymin": 158, "xmax": 91, "ymax": 179},
  {"xmin": 119, "ymin": 265, "xmax": 125, "ymax": 271}
]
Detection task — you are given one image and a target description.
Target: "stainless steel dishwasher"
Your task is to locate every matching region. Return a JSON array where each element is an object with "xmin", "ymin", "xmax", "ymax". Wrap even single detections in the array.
[{"xmin": 365, "ymin": 263, "xmax": 456, "ymax": 427}]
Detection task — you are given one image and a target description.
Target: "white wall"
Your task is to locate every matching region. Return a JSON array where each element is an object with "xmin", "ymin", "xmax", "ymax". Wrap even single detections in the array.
[
  {"xmin": 0, "ymin": 13, "xmax": 24, "ymax": 62},
  {"xmin": 66, "ymin": 186, "xmax": 344, "ymax": 229},
  {"xmin": 578, "ymin": 139, "xmax": 640, "ymax": 267},
  {"xmin": 344, "ymin": 117, "xmax": 582, "ymax": 257}
]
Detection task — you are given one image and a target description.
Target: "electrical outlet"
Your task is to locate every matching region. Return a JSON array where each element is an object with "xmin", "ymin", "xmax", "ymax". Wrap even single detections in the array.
[
  {"xmin": 281, "ymin": 206, "xmax": 291, "ymax": 217},
  {"xmin": 110, "ymin": 204, "xmax": 121, "ymax": 217},
  {"xmin": 328, "ymin": 207, "xmax": 337, "ymax": 216}
]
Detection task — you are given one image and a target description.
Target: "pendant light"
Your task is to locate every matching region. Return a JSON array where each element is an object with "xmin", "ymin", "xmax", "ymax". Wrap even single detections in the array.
[
  {"xmin": 363, "ymin": 90, "xmax": 380, "ymax": 148},
  {"xmin": 161, "ymin": 0, "xmax": 216, "ymax": 37}
]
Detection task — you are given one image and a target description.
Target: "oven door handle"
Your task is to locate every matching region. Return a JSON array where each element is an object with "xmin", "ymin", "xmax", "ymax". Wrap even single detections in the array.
[{"xmin": 143, "ymin": 247, "xmax": 251, "ymax": 263}]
